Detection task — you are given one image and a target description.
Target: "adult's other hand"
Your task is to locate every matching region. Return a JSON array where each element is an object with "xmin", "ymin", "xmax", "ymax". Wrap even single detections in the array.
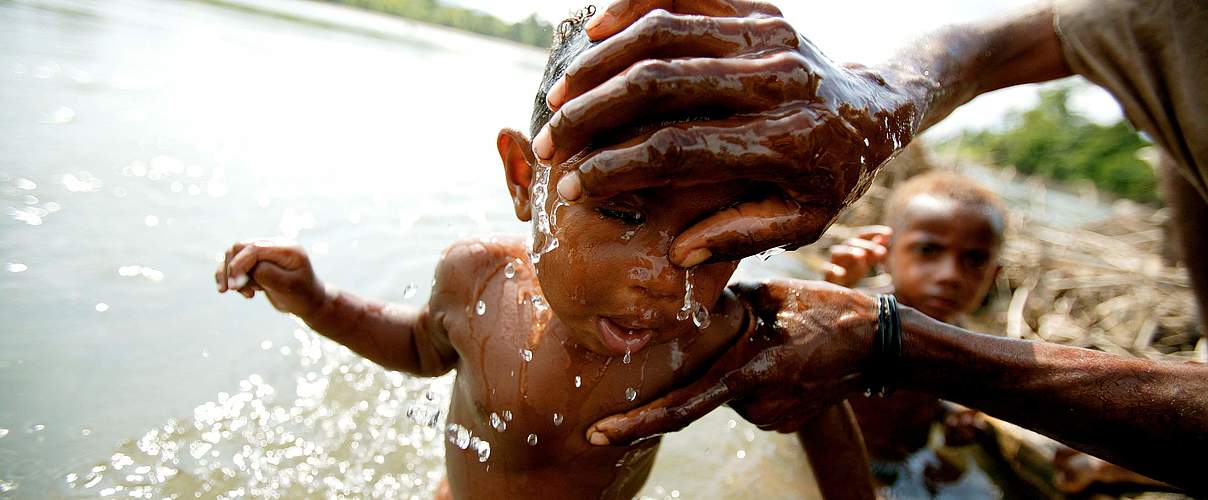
[
  {"xmin": 585, "ymin": 278, "xmax": 877, "ymax": 445},
  {"xmin": 534, "ymin": 0, "xmax": 920, "ymax": 267}
]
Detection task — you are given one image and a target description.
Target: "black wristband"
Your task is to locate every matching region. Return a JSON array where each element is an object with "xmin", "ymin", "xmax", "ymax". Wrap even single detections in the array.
[{"xmin": 865, "ymin": 294, "xmax": 902, "ymax": 398}]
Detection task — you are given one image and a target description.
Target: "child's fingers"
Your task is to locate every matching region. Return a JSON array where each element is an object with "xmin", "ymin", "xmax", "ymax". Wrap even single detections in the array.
[
  {"xmin": 842, "ymin": 236, "xmax": 886, "ymax": 260},
  {"xmin": 217, "ymin": 241, "xmax": 248, "ymax": 293},
  {"xmin": 856, "ymin": 225, "xmax": 892, "ymax": 241}
]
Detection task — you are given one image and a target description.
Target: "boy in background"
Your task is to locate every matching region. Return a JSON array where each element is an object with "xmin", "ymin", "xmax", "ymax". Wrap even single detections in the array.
[{"xmin": 822, "ymin": 171, "xmax": 1006, "ymax": 497}]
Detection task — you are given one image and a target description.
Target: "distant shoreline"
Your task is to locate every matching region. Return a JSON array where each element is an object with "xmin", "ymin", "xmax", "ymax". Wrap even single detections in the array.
[{"xmin": 196, "ymin": 0, "xmax": 552, "ymax": 51}]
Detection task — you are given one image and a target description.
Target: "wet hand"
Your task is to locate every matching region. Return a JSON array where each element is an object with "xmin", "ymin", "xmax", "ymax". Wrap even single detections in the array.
[
  {"xmin": 586, "ymin": 279, "xmax": 876, "ymax": 445},
  {"xmin": 824, "ymin": 226, "xmax": 891, "ymax": 288},
  {"xmin": 214, "ymin": 239, "xmax": 325, "ymax": 316},
  {"xmin": 536, "ymin": 0, "xmax": 920, "ymax": 267}
]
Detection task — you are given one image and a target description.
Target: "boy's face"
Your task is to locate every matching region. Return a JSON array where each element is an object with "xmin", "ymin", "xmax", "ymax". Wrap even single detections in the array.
[
  {"xmin": 886, "ymin": 195, "xmax": 1002, "ymax": 323},
  {"xmin": 498, "ymin": 130, "xmax": 746, "ymax": 356}
]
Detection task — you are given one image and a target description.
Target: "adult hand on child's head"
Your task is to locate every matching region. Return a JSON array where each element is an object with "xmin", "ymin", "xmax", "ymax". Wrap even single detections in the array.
[
  {"xmin": 215, "ymin": 239, "xmax": 325, "ymax": 316},
  {"xmin": 535, "ymin": 0, "xmax": 920, "ymax": 267},
  {"xmin": 824, "ymin": 226, "xmax": 892, "ymax": 288},
  {"xmin": 585, "ymin": 278, "xmax": 876, "ymax": 445}
]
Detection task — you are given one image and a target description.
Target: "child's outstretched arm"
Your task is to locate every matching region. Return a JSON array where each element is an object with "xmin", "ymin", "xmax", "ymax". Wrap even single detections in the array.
[
  {"xmin": 798, "ymin": 402, "xmax": 876, "ymax": 500},
  {"xmin": 215, "ymin": 239, "xmax": 457, "ymax": 377}
]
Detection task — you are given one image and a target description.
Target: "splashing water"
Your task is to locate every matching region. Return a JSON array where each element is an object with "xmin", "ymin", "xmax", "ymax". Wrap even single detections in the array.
[
  {"xmin": 677, "ymin": 271, "xmax": 695, "ymax": 322},
  {"xmin": 756, "ymin": 246, "xmax": 786, "ymax": 261},
  {"xmin": 692, "ymin": 306, "xmax": 711, "ymax": 329},
  {"xmin": 625, "ymin": 388, "xmax": 638, "ymax": 402},
  {"xmin": 475, "ymin": 440, "xmax": 491, "ymax": 463},
  {"xmin": 676, "ymin": 270, "xmax": 710, "ymax": 329},
  {"xmin": 527, "ymin": 163, "xmax": 560, "ymax": 265}
]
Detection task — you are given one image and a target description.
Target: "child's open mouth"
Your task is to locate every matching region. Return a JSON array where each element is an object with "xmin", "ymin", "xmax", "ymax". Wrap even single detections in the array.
[{"xmin": 597, "ymin": 317, "xmax": 655, "ymax": 355}]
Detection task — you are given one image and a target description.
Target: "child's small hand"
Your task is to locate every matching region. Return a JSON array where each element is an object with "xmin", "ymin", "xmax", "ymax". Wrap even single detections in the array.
[
  {"xmin": 215, "ymin": 239, "xmax": 326, "ymax": 316},
  {"xmin": 942, "ymin": 408, "xmax": 986, "ymax": 447},
  {"xmin": 823, "ymin": 226, "xmax": 891, "ymax": 288}
]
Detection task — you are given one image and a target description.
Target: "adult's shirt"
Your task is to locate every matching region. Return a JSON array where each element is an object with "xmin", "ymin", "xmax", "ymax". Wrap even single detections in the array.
[{"xmin": 1056, "ymin": 0, "xmax": 1208, "ymax": 198}]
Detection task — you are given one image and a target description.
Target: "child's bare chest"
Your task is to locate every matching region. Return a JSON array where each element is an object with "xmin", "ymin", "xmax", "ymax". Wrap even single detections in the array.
[{"xmin": 439, "ymin": 263, "xmax": 686, "ymax": 495}]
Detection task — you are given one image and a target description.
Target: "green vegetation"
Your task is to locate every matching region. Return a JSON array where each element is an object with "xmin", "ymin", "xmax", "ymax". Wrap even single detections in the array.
[
  {"xmin": 325, "ymin": 0, "xmax": 553, "ymax": 47},
  {"xmin": 947, "ymin": 85, "xmax": 1158, "ymax": 203}
]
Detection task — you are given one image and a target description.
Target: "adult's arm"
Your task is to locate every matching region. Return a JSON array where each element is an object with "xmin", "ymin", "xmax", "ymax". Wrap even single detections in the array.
[
  {"xmin": 536, "ymin": 0, "xmax": 1071, "ymax": 266},
  {"xmin": 585, "ymin": 279, "xmax": 1208, "ymax": 494}
]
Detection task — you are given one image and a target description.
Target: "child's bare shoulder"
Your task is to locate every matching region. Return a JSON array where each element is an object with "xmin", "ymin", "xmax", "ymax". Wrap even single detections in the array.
[{"xmin": 431, "ymin": 235, "xmax": 528, "ymax": 301}]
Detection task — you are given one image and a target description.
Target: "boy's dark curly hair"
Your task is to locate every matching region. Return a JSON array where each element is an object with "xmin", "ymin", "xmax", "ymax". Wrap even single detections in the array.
[{"xmin": 529, "ymin": 6, "xmax": 597, "ymax": 138}]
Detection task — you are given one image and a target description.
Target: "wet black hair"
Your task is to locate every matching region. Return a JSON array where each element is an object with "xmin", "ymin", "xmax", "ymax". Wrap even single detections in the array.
[{"xmin": 529, "ymin": 6, "xmax": 597, "ymax": 138}]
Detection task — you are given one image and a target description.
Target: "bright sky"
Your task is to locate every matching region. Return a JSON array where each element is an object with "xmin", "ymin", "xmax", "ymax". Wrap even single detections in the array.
[{"xmin": 448, "ymin": 0, "xmax": 1124, "ymax": 137}]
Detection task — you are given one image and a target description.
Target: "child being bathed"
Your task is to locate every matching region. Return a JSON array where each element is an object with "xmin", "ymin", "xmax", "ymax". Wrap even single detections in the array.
[{"xmin": 215, "ymin": 10, "xmax": 868, "ymax": 499}]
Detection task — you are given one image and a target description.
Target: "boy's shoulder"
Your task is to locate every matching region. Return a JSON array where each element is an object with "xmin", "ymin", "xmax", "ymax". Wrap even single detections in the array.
[{"xmin": 432, "ymin": 235, "xmax": 530, "ymax": 299}]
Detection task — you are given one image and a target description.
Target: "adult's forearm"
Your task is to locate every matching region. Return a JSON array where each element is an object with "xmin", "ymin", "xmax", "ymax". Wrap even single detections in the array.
[
  {"xmin": 897, "ymin": 307, "xmax": 1208, "ymax": 493},
  {"xmin": 884, "ymin": 0, "xmax": 1072, "ymax": 132}
]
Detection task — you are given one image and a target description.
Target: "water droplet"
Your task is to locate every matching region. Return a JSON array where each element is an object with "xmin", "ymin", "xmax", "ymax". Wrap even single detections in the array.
[
  {"xmin": 455, "ymin": 426, "xmax": 471, "ymax": 449},
  {"xmin": 489, "ymin": 413, "xmax": 506, "ymax": 432},
  {"xmin": 620, "ymin": 230, "xmax": 635, "ymax": 242},
  {"xmin": 622, "ymin": 350, "xmax": 631, "ymax": 364},
  {"xmin": 520, "ymin": 349, "xmax": 533, "ymax": 362},
  {"xmin": 28, "ymin": 424, "xmax": 45, "ymax": 433},
  {"xmin": 95, "ymin": 303, "xmax": 109, "ymax": 312},
  {"xmin": 863, "ymin": 137, "xmax": 871, "ymax": 147},
  {"xmin": 526, "ymin": 433, "xmax": 538, "ymax": 446},
  {"xmin": 503, "ymin": 410, "xmax": 513, "ymax": 422},
  {"xmin": 6, "ymin": 263, "xmax": 28, "ymax": 273},
  {"xmin": 504, "ymin": 262, "xmax": 516, "ymax": 279},
  {"xmin": 727, "ymin": 419, "xmax": 737, "ymax": 429},
  {"xmin": 692, "ymin": 305, "xmax": 711, "ymax": 329},
  {"xmin": 625, "ymin": 388, "xmax": 637, "ymax": 401},
  {"xmin": 0, "ymin": 428, "xmax": 7, "ymax": 438},
  {"xmin": 476, "ymin": 439, "xmax": 491, "ymax": 462},
  {"xmin": 736, "ymin": 449, "xmax": 746, "ymax": 459},
  {"xmin": 475, "ymin": 300, "xmax": 486, "ymax": 316},
  {"xmin": 402, "ymin": 283, "xmax": 417, "ymax": 299},
  {"xmin": 531, "ymin": 295, "xmax": 547, "ymax": 313},
  {"xmin": 574, "ymin": 376, "xmax": 582, "ymax": 388},
  {"xmin": 144, "ymin": 215, "xmax": 159, "ymax": 227},
  {"xmin": 678, "ymin": 269, "xmax": 698, "ymax": 321},
  {"xmin": 553, "ymin": 413, "xmax": 563, "ymax": 426}
]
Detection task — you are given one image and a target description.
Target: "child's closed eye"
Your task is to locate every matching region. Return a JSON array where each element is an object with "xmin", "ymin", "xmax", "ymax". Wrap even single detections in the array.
[{"xmin": 597, "ymin": 207, "xmax": 645, "ymax": 226}]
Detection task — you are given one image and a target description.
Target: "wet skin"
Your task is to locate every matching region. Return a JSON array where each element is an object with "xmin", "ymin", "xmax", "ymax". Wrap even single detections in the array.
[
  {"xmin": 534, "ymin": 0, "xmax": 1068, "ymax": 268},
  {"xmin": 532, "ymin": 0, "xmax": 919, "ymax": 267},
  {"xmin": 214, "ymin": 130, "xmax": 762, "ymax": 498},
  {"xmin": 569, "ymin": 0, "xmax": 1208, "ymax": 493}
]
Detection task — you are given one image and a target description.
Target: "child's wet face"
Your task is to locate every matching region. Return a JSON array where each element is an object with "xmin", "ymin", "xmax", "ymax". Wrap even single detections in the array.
[
  {"xmin": 533, "ymin": 164, "xmax": 746, "ymax": 356},
  {"xmin": 887, "ymin": 195, "xmax": 1002, "ymax": 323}
]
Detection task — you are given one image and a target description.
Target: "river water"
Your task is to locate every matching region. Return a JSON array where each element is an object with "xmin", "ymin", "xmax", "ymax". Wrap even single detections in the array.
[{"xmin": 0, "ymin": 0, "xmax": 822, "ymax": 497}]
